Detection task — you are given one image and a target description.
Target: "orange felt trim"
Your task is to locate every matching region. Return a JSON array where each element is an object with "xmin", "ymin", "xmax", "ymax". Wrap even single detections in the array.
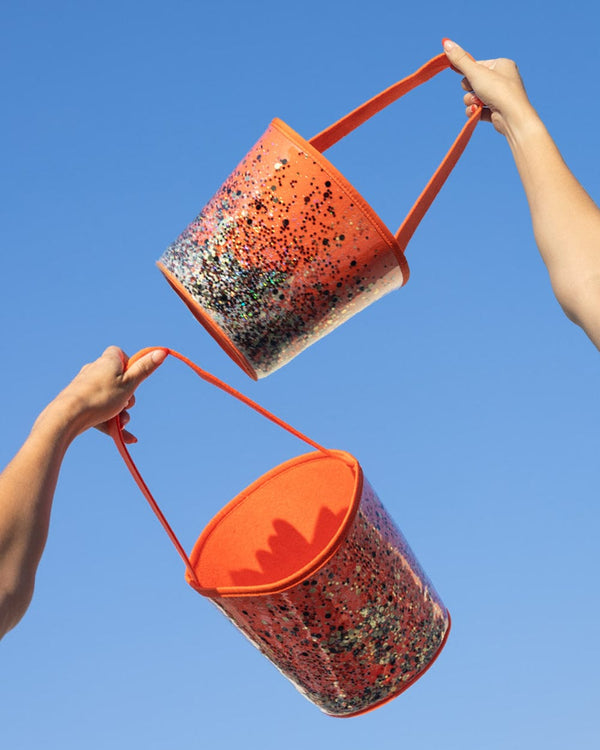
[
  {"xmin": 186, "ymin": 450, "xmax": 362, "ymax": 597},
  {"xmin": 109, "ymin": 348, "xmax": 341, "ymax": 585},
  {"xmin": 156, "ymin": 262, "xmax": 258, "ymax": 380},
  {"xmin": 271, "ymin": 118, "xmax": 410, "ymax": 282}
]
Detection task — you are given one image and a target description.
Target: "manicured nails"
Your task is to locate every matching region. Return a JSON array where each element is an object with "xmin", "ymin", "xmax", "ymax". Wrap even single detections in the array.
[{"xmin": 442, "ymin": 38, "xmax": 455, "ymax": 50}]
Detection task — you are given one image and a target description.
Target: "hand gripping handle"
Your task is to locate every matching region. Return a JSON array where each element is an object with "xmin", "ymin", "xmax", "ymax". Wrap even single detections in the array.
[
  {"xmin": 309, "ymin": 53, "xmax": 482, "ymax": 253},
  {"xmin": 109, "ymin": 348, "xmax": 332, "ymax": 583}
]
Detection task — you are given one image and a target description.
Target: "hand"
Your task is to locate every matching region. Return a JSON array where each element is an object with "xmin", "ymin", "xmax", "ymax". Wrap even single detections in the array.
[
  {"xmin": 442, "ymin": 39, "xmax": 535, "ymax": 136},
  {"xmin": 44, "ymin": 346, "xmax": 168, "ymax": 444}
]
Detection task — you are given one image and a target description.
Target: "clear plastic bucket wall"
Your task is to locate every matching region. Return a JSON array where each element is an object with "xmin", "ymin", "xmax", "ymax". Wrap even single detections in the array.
[
  {"xmin": 187, "ymin": 451, "xmax": 449, "ymax": 717},
  {"xmin": 158, "ymin": 118, "xmax": 406, "ymax": 379}
]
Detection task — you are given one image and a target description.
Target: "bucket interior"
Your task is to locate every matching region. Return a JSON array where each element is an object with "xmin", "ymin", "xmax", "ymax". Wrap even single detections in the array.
[{"xmin": 190, "ymin": 451, "xmax": 360, "ymax": 593}]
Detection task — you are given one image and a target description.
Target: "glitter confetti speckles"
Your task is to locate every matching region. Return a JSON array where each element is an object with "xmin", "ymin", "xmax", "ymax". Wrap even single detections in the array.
[{"xmin": 158, "ymin": 118, "xmax": 409, "ymax": 378}]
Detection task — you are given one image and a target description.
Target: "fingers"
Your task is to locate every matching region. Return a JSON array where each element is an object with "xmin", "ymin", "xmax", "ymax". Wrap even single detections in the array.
[
  {"xmin": 93, "ymin": 409, "xmax": 129, "ymax": 432},
  {"xmin": 93, "ymin": 346, "xmax": 167, "ymax": 388},
  {"xmin": 82, "ymin": 346, "xmax": 167, "ymax": 443},
  {"xmin": 464, "ymin": 91, "xmax": 484, "ymax": 107},
  {"xmin": 100, "ymin": 345, "xmax": 129, "ymax": 375},
  {"xmin": 442, "ymin": 38, "xmax": 478, "ymax": 77},
  {"xmin": 93, "ymin": 410, "xmax": 137, "ymax": 443},
  {"xmin": 123, "ymin": 348, "xmax": 168, "ymax": 390},
  {"xmin": 463, "ymin": 107, "xmax": 493, "ymax": 123},
  {"xmin": 117, "ymin": 411, "xmax": 138, "ymax": 444},
  {"xmin": 121, "ymin": 430, "xmax": 138, "ymax": 444},
  {"xmin": 480, "ymin": 109, "xmax": 494, "ymax": 125}
]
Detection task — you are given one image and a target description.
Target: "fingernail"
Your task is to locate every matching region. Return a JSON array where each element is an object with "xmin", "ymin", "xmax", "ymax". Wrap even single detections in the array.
[
  {"xmin": 469, "ymin": 104, "xmax": 479, "ymax": 115},
  {"xmin": 151, "ymin": 349, "xmax": 168, "ymax": 364},
  {"xmin": 442, "ymin": 38, "xmax": 455, "ymax": 50}
]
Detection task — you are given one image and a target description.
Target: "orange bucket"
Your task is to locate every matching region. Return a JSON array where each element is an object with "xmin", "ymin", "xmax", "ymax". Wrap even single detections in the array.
[
  {"xmin": 111, "ymin": 348, "xmax": 450, "ymax": 717},
  {"xmin": 158, "ymin": 54, "xmax": 481, "ymax": 379}
]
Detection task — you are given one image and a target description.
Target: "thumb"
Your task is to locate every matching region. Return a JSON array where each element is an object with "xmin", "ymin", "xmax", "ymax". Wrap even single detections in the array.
[
  {"xmin": 442, "ymin": 38, "xmax": 478, "ymax": 77},
  {"xmin": 123, "ymin": 348, "xmax": 169, "ymax": 389}
]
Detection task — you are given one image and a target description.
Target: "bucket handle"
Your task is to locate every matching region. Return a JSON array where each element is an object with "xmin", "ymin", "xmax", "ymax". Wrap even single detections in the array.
[
  {"xmin": 309, "ymin": 53, "xmax": 482, "ymax": 253},
  {"xmin": 109, "ymin": 347, "xmax": 333, "ymax": 584}
]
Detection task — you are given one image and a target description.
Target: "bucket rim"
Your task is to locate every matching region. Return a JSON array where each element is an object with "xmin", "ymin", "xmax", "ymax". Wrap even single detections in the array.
[{"xmin": 186, "ymin": 449, "xmax": 362, "ymax": 597}]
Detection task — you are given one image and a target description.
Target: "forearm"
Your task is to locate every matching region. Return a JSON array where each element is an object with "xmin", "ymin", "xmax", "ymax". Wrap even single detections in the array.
[
  {"xmin": 0, "ymin": 346, "xmax": 165, "ymax": 639},
  {"xmin": 0, "ymin": 408, "xmax": 75, "ymax": 638},
  {"xmin": 441, "ymin": 41, "xmax": 600, "ymax": 348},
  {"xmin": 504, "ymin": 109, "xmax": 600, "ymax": 347}
]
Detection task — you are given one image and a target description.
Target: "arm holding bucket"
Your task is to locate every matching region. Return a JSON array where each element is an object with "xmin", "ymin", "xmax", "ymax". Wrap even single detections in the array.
[
  {"xmin": 444, "ymin": 39, "xmax": 600, "ymax": 350},
  {"xmin": 0, "ymin": 346, "xmax": 166, "ymax": 640}
]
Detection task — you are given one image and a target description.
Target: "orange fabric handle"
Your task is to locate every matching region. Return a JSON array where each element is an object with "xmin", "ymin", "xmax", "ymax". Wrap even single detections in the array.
[
  {"xmin": 308, "ymin": 53, "xmax": 482, "ymax": 253},
  {"xmin": 309, "ymin": 54, "xmax": 454, "ymax": 151},
  {"xmin": 109, "ymin": 348, "xmax": 331, "ymax": 581},
  {"xmin": 394, "ymin": 109, "xmax": 479, "ymax": 252}
]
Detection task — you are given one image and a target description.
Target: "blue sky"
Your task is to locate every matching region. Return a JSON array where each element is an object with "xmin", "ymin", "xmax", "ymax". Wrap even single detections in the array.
[{"xmin": 1, "ymin": 1, "xmax": 599, "ymax": 748}]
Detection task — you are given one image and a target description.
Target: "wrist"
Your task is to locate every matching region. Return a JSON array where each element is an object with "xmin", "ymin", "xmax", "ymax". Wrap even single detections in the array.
[
  {"xmin": 502, "ymin": 102, "xmax": 546, "ymax": 147},
  {"xmin": 30, "ymin": 393, "xmax": 88, "ymax": 448}
]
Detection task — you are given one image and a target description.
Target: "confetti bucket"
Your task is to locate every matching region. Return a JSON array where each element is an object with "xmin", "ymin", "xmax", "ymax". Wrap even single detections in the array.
[
  {"xmin": 111, "ymin": 348, "xmax": 450, "ymax": 717},
  {"xmin": 158, "ymin": 54, "xmax": 480, "ymax": 379}
]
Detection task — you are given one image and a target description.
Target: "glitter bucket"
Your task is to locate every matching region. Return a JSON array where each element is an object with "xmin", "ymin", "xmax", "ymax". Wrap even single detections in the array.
[
  {"xmin": 158, "ymin": 54, "xmax": 481, "ymax": 379},
  {"xmin": 111, "ymin": 348, "xmax": 450, "ymax": 717}
]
